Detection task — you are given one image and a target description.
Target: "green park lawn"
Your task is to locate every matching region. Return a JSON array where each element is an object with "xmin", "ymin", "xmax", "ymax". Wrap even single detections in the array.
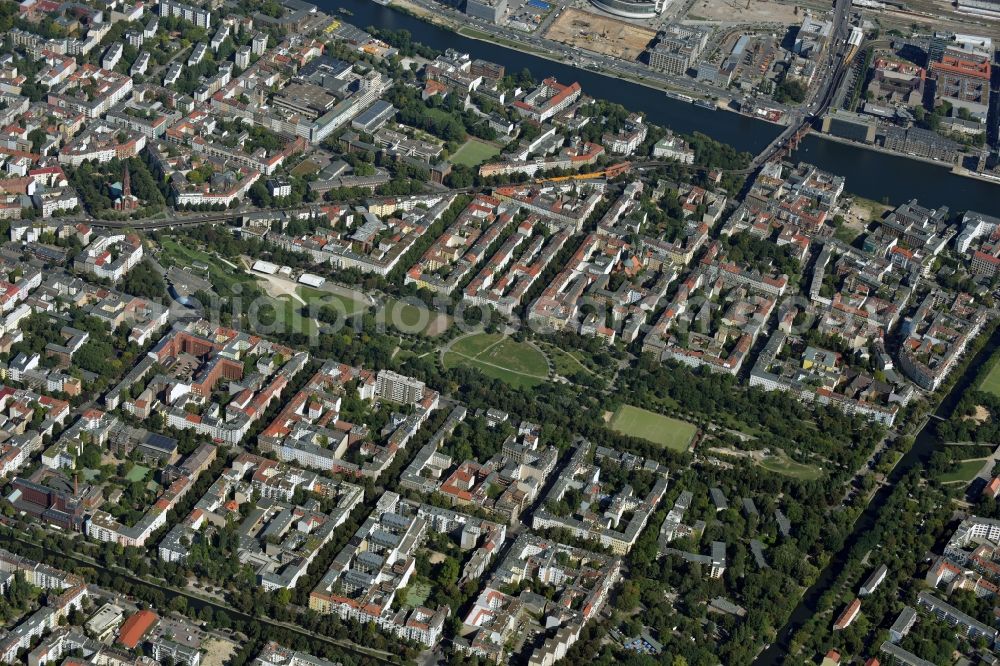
[
  {"xmin": 757, "ymin": 452, "xmax": 824, "ymax": 481},
  {"xmin": 939, "ymin": 458, "xmax": 987, "ymax": 484},
  {"xmin": 548, "ymin": 345, "xmax": 592, "ymax": 378},
  {"xmin": 297, "ymin": 286, "xmax": 368, "ymax": 318},
  {"xmin": 381, "ymin": 297, "xmax": 452, "ymax": 336},
  {"xmin": 443, "ymin": 333, "xmax": 549, "ymax": 388},
  {"xmin": 450, "ymin": 139, "xmax": 501, "ymax": 167},
  {"xmin": 255, "ymin": 295, "xmax": 318, "ymax": 338},
  {"xmin": 159, "ymin": 238, "xmax": 250, "ymax": 294},
  {"xmin": 449, "ymin": 332, "xmax": 504, "ymax": 358},
  {"xmin": 608, "ymin": 405, "xmax": 697, "ymax": 453}
]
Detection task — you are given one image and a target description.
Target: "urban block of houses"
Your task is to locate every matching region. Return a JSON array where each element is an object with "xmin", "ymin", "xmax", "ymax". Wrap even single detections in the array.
[
  {"xmin": 266, "ymin": 195, "xmax": 453, "ymax": 276},
  {"xmin": 213, "ymin": 53, "xmax": 390, "ymax": 145},
  {"xmin": 652, "ymin": 131, "xmax": 695, "ymax": 163},
  {"xmin": 529, "ymin": 185, "xmax": 676, "ymax": 343},
  {"xmin": 57, "ymin": 122, "xmax": 146, "ymax": 166},
  {"xmin": 927, "ymin": 516, "xmax": 1000, "ymax": 599},
  {"xmin": 84, "ymin": 442, "xmax": 218, "ymax": 547},
  {"xmin": 602, "ymin": 113, "xmax": 648, "ymax": 155},
  {"xmin": 477, "ymin": 140, "xmax": 605, "ymax": 179},
  {"xmin": 532, "ymin": 439, "xmax": 668, "ymax": 555},
  {"xmin": 809, "ymin": 244, "xmax": 913, "ymax": 333},
  {"xmin": 492, "ymin": 182, "xmax": 603, "ymax": 232},
  {"xmin": 105, "ymin": 86, "xmax": 184, "ymax": 139},
  {"xmin": 917, "ymin": 590, "xmax": 997, "ymax": 647},
  {"xmin": 0, "ymin": 550, "xmax": 88, "ymax": 663},
  {"xmin": 400, "ymin": 406, "xmax": 557, "ymax": 522},
  {"xmin": 644, "ymin": 242, "xmax": 784, "ymax": 375},
  {"xmin": 165, "ymin": 109, "xmax": 306, "ymax": 178},
  {"xmin": 259, "ymin": 362, "xmax": 439, "ymax": 478},
  {"xmin": 405, "ymin": 194, "xmax": 517, "ymax": 295},
  {"xmin": 79, "ymin": 285, "xmax": 168, "ymax": 347},
  {"xmin": 457, "ymin": 532, "xmax": 620, "ymax": 665},
  {"xmin": 136, "ymin": 319, "xmax": 309, "ymax": 445},
  {"xmin": 512, "ymin": 78, "xmax": 582, "ymax": 123},
  {"xmin": 147, "ymin": 139, "xmax": 261, "ymax": 208},
  {"xmin": 658, "ymin": 490, "xmax": 695, "ymax": 546},
  {"xmin": 47, "ymin": 64, "xmax": 133, "ymax": 119},
  {"xmin": 463, "ymin": 215, "xmax": 571, "ymax": 316},
  {"xmin": 954, "ymin": 211, "xmax": 1000, "ymax": 278},
  {"xmin": 159, "ymin": 453, "xmax": 364, "ymax": 590},
  {"xmin": 253, "ymin": 641, "xmax": 343, "ymax": 666},
  {"xmin": 0, "ymin": 385, "xmax": 70, "ymax": 479},
  {"xmin": 743, "ymin": 161, "xmax": 845, "ymax": 236},
  {"xmin": 897, "ymin": 290, "xmax": 987, "ymax": 391},
  {"xmin": 872, "ymin": 199, "xmax": 954, "ymax": 261},
  {"xmin": 663, "ymin": 540, "xmax": 728, "ymax": 579},
  {"xmin": 308, "ymin": 491, "xmax": 506, "ymax": 647},
  {"xmin": 0, "ymin": 164, "xmax": 80, "ymax": 219},
  {"xmin": 749, "ymin": 331, "xmax": 906, "ymax": 426},
  {"xmin": 74, "ymin": 232, "xmax": 143, "ymax": 282}
]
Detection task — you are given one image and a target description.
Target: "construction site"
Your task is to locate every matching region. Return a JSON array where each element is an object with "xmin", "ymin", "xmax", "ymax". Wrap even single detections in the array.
[
  {"xmin": 544, "ymin": 7, "xmax": 658, "ymax": 60},
  {"xmin": 686, "ymin": 0, "xmax": 808, "ymax": 24}
]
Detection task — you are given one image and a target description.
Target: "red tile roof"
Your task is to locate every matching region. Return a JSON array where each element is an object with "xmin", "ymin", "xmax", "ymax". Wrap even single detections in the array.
[{"xmin": 117, "ymin": 609, "xmax": 158, "ymax": 649}]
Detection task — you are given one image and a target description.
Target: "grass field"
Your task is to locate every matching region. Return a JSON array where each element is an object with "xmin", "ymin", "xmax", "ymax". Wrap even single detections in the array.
[
  {"xmin": 125, "ymin": 465, "xmax": 150, "ymax": 483},
  {"xmin": 758, "ymin": 452, "xmax": 823, "ymax": 481},
  {"xmin": 608, "ymin": 405, "xmax": 697, "ymax": 452},
  {"xmin": 450, "ymin": 139, "xmax": 500, "ymax": 167},
  {"xmin": 443, "ymin": 332, "xmax": 548, "ymax": 388},
  {"xmin": 449, "ymin": 332, "xmax": 505, "ymax": 358},
  {"xmin": 381, "ymin": 297, "xmax": 452, "ymax": 337},
  {"xmin": 255, "ymin": 295, "xmax": 319, "ymax": 337},
  {"xmin": 833, "ymin": 224, "xmax": 862, "ymax": 245},
  {"xmin": 298, "ymin": 286, "xmax": 368, "ymax": 318},
  {"xmin": 978, "ymin": 360, "xmax": 1000, "ymax": 397},
  {"xmin": 549, "ymin": 346, "xmax": 592, "ymax": 378},
  {"xmin": 290, "ymin": 159, "xmax": 322, "ymax": 178},
  {"xmin": 939, "ymin": 458, "xmax": 987, "ymax": 484}
]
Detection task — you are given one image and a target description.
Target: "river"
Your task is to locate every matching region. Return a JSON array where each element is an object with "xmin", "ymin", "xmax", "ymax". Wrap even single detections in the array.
[
  {"xmin": 322, "ymin": 0, "xmax": 1000, "ymax": 212},
  {"xmin": 756, "ymin": 325, "xmax": 1000, "ymax": 665}
]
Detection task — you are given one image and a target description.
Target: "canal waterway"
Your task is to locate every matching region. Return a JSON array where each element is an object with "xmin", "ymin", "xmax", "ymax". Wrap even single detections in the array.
[{"xmin": 756, "ymin": 325, "xmax": 1000, "ymax": 664}]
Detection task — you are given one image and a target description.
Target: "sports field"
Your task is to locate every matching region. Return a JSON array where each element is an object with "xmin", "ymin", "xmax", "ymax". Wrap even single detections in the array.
[
  {"xmin": 608, "ymin": 405, "xmax": 697, "ymax": 452},
  {"xmin": 450, "ymin": 139, "xmax": 500, "ymax": 167},
  {"xmin": 125, "ymin": 464, "xmax": 150, "ymax": 483},
  {"xmin": 443, "ymin": 332, "xmax": 549, "ymax": 388},
  {"xmin": 400, "ymin": 581, "xmax": 431, "ymax": 608},
  {"xmin": 978, "ymin": 361, "xmax": 1000, "ymax": 397}
]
